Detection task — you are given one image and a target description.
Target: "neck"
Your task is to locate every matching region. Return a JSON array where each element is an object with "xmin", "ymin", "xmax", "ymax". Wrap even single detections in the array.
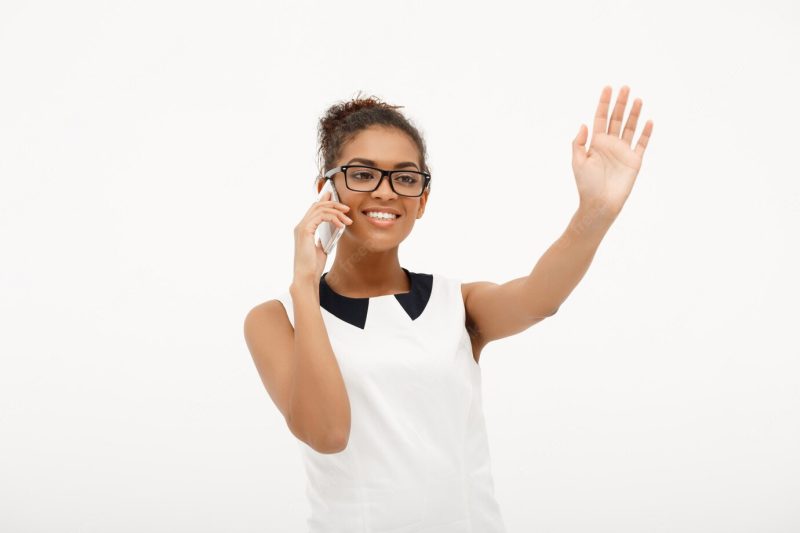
[{"xmin": 325, "ymin": 240, "xmax": 409, "ymax": 298}]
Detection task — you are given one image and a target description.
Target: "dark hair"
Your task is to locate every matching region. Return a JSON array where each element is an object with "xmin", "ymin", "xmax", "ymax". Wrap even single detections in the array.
[{"xmin": 316, "ymin": 91, "xmax": 431, "ymax": 184}]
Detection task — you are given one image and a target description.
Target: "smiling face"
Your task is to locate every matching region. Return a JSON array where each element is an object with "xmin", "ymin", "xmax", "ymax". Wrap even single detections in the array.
[{"xmin": 318, "ymin": 125, "xmax": 430, "ymax": 252}]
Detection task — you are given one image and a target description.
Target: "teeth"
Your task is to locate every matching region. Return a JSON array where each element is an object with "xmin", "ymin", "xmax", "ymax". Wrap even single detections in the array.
[{"xmin": 365, "ymin": 211, "xmax": 398, "ymax": 220}]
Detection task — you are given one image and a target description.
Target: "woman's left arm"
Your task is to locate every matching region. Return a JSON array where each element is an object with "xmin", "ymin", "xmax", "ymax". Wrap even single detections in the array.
[{"xmin": 463, "ymin": 85, "xmax": 654, "ymax": 346}]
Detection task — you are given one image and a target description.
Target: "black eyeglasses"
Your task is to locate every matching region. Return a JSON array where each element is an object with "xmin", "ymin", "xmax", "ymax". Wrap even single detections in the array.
[{"xmin": 323, "ymin": 165, "xmax": 431, "ymax": 197}]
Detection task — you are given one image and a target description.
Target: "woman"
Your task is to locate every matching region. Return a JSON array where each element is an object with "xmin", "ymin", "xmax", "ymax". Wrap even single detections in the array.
[{"xmin": 244, "ymin": 88, "xmax": 653, "ymax": 532}]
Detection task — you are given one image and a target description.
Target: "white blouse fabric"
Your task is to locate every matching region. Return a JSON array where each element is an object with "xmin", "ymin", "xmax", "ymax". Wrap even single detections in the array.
[{"xmin": 274, "ymin": 267, "xmax": 506, "ymax": 532}]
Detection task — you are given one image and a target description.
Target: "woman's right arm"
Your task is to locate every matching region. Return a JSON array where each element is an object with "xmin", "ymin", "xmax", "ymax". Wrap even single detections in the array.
[
  {"xmin": 244, "ymin": 189, "xmax": 353, "ymax": 454},
  {"xmin": 244, "ymin": 279, "xmax": 351, "ymax": 454}
]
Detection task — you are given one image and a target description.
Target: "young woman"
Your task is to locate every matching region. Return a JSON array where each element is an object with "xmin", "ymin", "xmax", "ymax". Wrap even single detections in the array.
[{"xmin": 244, "ymin": 88, "xmax": 653, "ymax": 532}]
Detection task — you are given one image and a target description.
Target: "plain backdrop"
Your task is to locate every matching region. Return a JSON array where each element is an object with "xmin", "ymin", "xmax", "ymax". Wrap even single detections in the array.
[{"xmin": 1, "ymin": 1, "xmax": 798, "ymax": 532}]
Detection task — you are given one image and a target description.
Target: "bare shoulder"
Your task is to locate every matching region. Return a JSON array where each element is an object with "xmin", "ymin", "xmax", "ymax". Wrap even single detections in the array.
[
  {"xmin": 243, "ymin": 299, "xmax": 295, "ymax": 421},
  {"xmin": 460, "ymin": 280, "xmax": 500, "ymax": 319},
  {"xmin": 460, "ymin": 280, "xmax": 498, "ymax": 305},
  {"xmin": 245, "ymin": 299, "xmax": 293, "ymax": 335}
]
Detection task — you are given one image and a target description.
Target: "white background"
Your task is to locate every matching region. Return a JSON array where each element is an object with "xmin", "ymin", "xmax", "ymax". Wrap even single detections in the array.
[{"xmin": 1, "ymin": 1, "xmax": 798, "ymax": 531}]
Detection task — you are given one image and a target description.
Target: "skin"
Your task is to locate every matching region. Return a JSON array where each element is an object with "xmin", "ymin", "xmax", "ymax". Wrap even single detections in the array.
[
  {"xmin": 455, "ymin": 85, "xmax": 654, "ymax": 361},
  {"xmin": 316, "ymin": 85, "xmax": 654, "ymax": 364},
  {"xmin": 244, "ymin": 85, "xmax": 653, "ymax": 452},
  {"xmin": 315, "ymin": 124, "xmax": 430, "ymax": 298}
]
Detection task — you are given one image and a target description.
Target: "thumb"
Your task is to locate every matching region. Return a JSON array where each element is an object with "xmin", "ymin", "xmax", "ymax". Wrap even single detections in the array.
[
  {"xmin": 572, "ymin": 124, "xmax": 587, "ymax": 164},
  {"xmin": 315, "ymin": 236, "xmax": 323, "ymax": 251}
]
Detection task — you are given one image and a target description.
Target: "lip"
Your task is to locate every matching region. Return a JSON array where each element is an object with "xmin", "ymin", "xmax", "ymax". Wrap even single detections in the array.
[{"xmin": 362, "ymin": 210, "xmax": 401, "ymax": 228}]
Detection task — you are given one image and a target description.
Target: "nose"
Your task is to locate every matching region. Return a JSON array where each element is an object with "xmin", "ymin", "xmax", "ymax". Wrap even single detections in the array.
[{"xmin": 371, "ymin": 174, "xmax": 399, "ymax": 200}]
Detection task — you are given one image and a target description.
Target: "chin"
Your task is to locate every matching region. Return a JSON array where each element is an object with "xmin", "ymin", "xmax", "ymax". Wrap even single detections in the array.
[
  {"xmin": 362, "ymin": 238, "xmax": 403, "ymax": 253},
  {"xmin": 357, "ymin": 232, "xmax": 408, "ymax": 253},
  {"xmin": 343, "ymin": 223, "xmax": 413, "ymax": 252}
]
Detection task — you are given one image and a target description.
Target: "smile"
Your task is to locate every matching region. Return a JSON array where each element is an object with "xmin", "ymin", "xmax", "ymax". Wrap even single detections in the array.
[{"xmin": 362, "ymin": 211, "xmax": 401, "ymax": 227}]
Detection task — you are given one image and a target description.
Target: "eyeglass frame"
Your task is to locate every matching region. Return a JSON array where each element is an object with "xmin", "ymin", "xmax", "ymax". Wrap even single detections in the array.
[{"xmin": 322, "ymin": 165, "xmax": 432, "ymax": 197}]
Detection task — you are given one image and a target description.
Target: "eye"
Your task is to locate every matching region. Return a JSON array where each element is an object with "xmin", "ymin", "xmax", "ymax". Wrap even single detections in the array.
[
  {"xmin": 394, "ymin": 173, "xmax": 420, "ymax": 184},
  {"xmin": 394, "ymin": 174, "xmax": 420, "ymax": 185}
]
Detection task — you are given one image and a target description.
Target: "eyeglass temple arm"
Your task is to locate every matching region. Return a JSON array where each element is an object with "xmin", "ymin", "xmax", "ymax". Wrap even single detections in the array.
[{"xmin": 323, "ymin": 166, "xmax": 343, "ymax": 179}]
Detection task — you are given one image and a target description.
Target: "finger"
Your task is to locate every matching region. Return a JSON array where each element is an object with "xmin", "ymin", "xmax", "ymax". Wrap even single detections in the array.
[
  {"xmin": 320, "ymin": 200, "xmax": 350, "ymax": 211},
  {"xmin": 303, "ymin": 210, "xmax": 347, "ymax": 234},
  {"xmin": 318, "ymin": 209, "xmax": 352, "ymax": 228},
  {"xmin": 592, "ymin": 85, "xmax": 612, "ymax": 135},
  {"xmin": 634, "ymin": 120, "xmax": 653, "ymax": 158},
  {"xmin": 331, "ymin": 208, "xmax": 353, "ymax": 225},
  {"xmin": 572, "ymin": 123, "xmax": 588, "ymax": 165},
  {"xmin": 313, "ymin": 194, "xmax": 350, "ymax": 210},
  {"xmin": 310, "ymin": 213, "xmax": 344, "ymax": 231},
  {"xmin": 317, "ymin": 206, "xmax": 353, "ymax": 223},
  {"xmin": 313, "ymin": 190, "xmax": 332, "ymax": 205},
  {"xmin": 327, "ymin": 212, "xmax": 347, "ymax": 229},
  {"xmin": 621, "ymin": 98, "xmax": 643, "ymax": 146},
  {"xmin": 316, "ymin": 235, "xmax": 328, "ymax": 254},
  {"xmin": 608, "ymin": 85, "xmax": 630, "ymax": 137},
  {"xmin": 311, "ymin": 199, "xmax": 350, "ymax": 217}
]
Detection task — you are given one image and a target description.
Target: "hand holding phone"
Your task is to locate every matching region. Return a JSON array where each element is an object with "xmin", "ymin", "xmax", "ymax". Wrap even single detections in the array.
[
  {"xmin": 293, "ymin": 180, "xmax": 352, "ymax": 282},
  {"xmin": 314, "ymin": 179, "xmax": 347, "ymax": 254}
]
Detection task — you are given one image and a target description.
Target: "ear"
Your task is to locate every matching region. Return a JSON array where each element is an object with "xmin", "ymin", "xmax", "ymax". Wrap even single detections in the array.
[
  {"xmin": 416, "ymin": 187, "xmax": 430, "ymax": 219},
  {"xmin": 315, "ymin": 177, "xmax": 325, "ymax": 194}
]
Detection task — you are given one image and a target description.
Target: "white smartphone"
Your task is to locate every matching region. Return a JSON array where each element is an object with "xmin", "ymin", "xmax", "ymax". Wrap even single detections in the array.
[{"xmin": 314, "ymin": 179, "xmax": 346, "ymax": 255}]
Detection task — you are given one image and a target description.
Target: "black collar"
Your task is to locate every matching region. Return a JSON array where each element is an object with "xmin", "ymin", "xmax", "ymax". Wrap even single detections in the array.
[{"xmin": 319, "ymin": 267, "xmax": 433, "ymax": 329}]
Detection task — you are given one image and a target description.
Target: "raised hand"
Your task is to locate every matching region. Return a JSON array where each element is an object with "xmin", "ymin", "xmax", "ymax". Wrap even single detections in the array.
[{"xmin": 571, "ymin": 85, "xmax": 653, "ymax": 220}]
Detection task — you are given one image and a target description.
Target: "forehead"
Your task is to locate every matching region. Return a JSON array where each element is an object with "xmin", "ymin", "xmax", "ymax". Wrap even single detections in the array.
[{"xmin": 339, "ymin": 126, "xmax": 419, "ymax": 167}]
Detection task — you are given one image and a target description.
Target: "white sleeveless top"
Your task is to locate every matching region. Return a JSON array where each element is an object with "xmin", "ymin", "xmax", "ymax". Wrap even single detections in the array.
[{"xmin": 274, "ymin": 267, "xmax": 506, "ymax": 532}]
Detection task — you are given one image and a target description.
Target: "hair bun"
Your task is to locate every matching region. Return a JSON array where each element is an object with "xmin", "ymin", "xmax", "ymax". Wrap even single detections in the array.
[
  {"xmin": 320, "ymin": 92, "xmax": 402, "ymax": 134},
  {"xmin": 316, "ymin": 91, "xmax": 429, "ymax": 180}
]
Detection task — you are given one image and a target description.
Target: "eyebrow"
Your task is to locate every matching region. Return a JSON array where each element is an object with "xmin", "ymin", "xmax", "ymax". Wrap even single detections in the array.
[{"xmin": 345, "ymin": 158, "xmax": 420, "ymax": 170}]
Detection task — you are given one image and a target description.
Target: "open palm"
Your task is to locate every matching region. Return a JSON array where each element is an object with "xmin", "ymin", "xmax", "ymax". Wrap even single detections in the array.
[{"xmin": 571, "ymin": 85, "xmax": 654, "ymax": 218}]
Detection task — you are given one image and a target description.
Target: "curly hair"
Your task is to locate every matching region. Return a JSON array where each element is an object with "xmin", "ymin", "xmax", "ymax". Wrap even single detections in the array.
[{"xmin": 316, "ymin": 91, "xmax": 431, "ymax": 186}]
